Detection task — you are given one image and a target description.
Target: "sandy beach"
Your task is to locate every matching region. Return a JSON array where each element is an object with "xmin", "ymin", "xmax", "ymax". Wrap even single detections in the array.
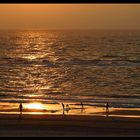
[{"xmin": 0, "ymin": 113, "xmax": 140, "ymax": 137}]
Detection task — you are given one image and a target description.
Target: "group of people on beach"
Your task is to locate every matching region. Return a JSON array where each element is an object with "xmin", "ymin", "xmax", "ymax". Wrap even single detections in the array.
[
  {"xmin": 18, "ymin": 102, "xmax": 110, "ymax": 117},
  {"xmin": 61, "ymin": 102, "xmax": 84, "ymax": 113},
  {"xmin": 61, "ymin": 102, "xmax": 84, "ymax": 110},
  {"xmin": 61, "ymin": 102, "xmax": 109, "ymax": 111}
]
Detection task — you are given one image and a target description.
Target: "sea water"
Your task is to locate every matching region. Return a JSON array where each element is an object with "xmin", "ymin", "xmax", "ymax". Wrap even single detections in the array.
[{"xmin": 0, "ymin": 30, "xmax": 140, "ymax": 109}]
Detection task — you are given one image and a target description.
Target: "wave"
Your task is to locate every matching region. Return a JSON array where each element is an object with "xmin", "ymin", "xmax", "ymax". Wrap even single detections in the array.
[
  {"xmin": 1, "ymin": 56, "xmax": 140, "ymax": 67},
  {"xmin": 40, "ymin": 58, "xmax": 140, "ymax": 67},
  {"xmin": 66, "ymin": 58, "xmax": 140, "ymax": 66}
]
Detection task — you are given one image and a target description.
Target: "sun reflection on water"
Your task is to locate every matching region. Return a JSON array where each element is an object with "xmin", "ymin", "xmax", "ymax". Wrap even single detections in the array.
[
  {"xmin": 25, "ymin": 102, "xmax": 45, "ymax": 110},
  {"xmin": 8, "ymin": 30, "xmax": 64, "ymax": 102},
  {"xmin": 12, "ymin": 30, "xmax": 60, "ymax": 62}
]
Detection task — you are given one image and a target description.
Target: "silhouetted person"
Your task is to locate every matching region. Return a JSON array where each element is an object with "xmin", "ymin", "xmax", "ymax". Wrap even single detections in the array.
[
  {"xmin": 80, "ymin": 102, "xmax": 84, "ymax": 109},
  {"xmin": 61, "ymin": 104, "xmax": 67, "ymax": 119},
  {"xmin": 66, "ymin": 104, "xmax": 70, "ymax": 114},
  {"xmin": 80, "ymin": 102, "xmax": 85, "ymax": 113},
  {"xmin": 19, "ymin": 103, "xmax": 23, "ymax": 118},
  {"xmin": 61, "ymin": 103, "xmax": 65, "ymax": 111},
  {"xmin": 66, "ymin": 104, "xmax": 69, "ymax": 109},
  {"xmin": 106, "ymin": 102, "xmax": 109, "ymax": 113}
]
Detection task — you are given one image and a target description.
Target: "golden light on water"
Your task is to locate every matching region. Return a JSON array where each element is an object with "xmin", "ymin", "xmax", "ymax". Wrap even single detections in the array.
[
  {"xmin": 12, "ymin": 31, "xmax": 59, "ymax": 62},
  {"xmin": 23, "ymin": 54, "xmax": 46, "ymax": 60},
  {"xmin": 25, "ymin": 103, "xmax": 44, "ymax": 110}
]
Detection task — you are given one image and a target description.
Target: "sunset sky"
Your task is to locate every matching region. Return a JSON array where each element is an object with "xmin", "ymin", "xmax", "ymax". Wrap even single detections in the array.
[{"xmin": 0, "ymin": 4, "xmax": 140, "ymax": 30}]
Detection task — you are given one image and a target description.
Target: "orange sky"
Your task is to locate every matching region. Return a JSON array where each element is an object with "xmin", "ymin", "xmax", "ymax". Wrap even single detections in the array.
[{"xmin": 0, "ymin": 4, "xmax": 140, "ymax": 29}]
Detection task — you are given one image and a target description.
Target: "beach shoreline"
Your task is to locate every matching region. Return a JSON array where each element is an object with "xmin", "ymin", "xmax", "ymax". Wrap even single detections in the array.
[
  {"xmin": 0, "ymin": 101, "xmax": 139, "ymax": 137},
  {"xmin": 0, "ymin": 112, "xmax": 140, "ymax": 137}
]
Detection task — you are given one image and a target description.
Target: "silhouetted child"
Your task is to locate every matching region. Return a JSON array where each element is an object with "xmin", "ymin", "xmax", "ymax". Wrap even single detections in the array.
[
  {"xmin": 66, "ymin": 104, "xmax": 70, "ymax": 114},
  {"xmin": 66, "ymin": 104, "xmax": 69, "ymax": 109}
]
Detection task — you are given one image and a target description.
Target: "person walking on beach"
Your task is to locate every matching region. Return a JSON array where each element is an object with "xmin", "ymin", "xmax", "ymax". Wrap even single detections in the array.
[
  {"xmin": 66, "ymin": 104, "xmax": 70, "ymax": 114},
  {"xmin": 61, "ymin": 103, "xmax": 65, "ymax": 111},
  {"xmin": 80, "ymin": 102, "xmax": 84, "ymax": 109},
  {"xmin": 66, "ymin": 104, "xmax": 69, "ymax": 109},
  {"xmin": 61, "ymin": 103, "xmax": 67, "ymax": 119},
  {"xmin": 19, "ymin": 103, "xmax": 23, "ymax": 118},
  {"xmin": 105, "ymin": 102, "xmax": 109, "ymax": 113},
  {"xmin": 80, "ymin": 102, "xmax": 84, "ymax": 113}
]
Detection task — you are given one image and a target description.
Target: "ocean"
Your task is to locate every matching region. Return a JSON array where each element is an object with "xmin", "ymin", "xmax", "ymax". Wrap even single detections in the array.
[{"xmin": 0, "ymin": 29, "xmax": 140, "ymax": 109}]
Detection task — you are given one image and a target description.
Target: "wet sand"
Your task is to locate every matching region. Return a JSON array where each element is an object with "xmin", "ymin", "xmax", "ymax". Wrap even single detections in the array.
[{"xmin": 0, "ymin": 113, "xmax": 140, "ymax": 137}]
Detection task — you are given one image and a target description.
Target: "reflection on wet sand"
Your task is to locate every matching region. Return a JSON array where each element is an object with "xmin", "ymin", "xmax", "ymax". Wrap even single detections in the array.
[{"xmin": 0, "ymin": 102, "xmax": 140, "ymax": 118}]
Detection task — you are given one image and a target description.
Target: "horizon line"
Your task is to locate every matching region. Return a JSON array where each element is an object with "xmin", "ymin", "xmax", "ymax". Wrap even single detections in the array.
[{"xmin": 0, "ymin": 28, "xmax": 140, "ymax": 30}]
